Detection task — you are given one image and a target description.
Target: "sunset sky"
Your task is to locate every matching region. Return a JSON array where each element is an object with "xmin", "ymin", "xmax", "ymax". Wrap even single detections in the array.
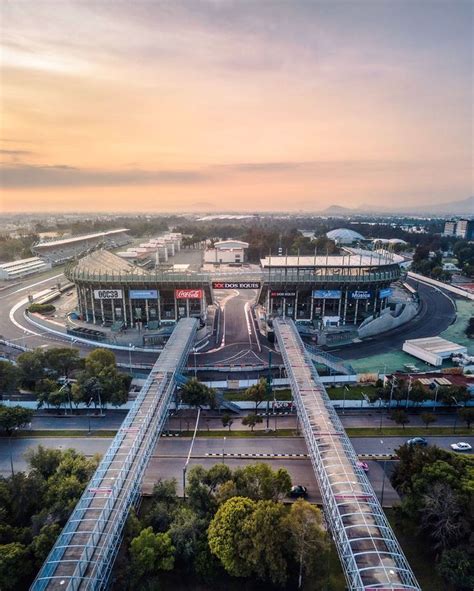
[{"xmin": 0, "ymin": 0, "xmax": 472, "ymax": 213}]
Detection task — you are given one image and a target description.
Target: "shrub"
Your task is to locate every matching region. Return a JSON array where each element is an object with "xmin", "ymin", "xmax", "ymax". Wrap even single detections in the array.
[{"xmin": 28, "ymin": 303, "xmax": 56, "ymax": 314}]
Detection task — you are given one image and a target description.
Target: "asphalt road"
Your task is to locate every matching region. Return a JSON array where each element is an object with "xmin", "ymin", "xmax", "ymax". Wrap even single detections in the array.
[
  {"xmin": 2, "ymin": 436, "xmax": 472, "ymax": 505},
  {"xmin": 336, "ymin": 280, "xmax": 457, "ymax": 360},
  {"xmin": 0, "ymin": 271, "xmax": 458, "ymax": 367}
]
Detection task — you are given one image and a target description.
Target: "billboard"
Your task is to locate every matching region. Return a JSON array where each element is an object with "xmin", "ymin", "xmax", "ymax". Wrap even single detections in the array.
[
  {"xmin": 270, "ymin": 290, "xmax": 296, "ymax": 298},
  {"xmin": 379, "ymin": 287, "xmax": 392, "ymax": 299},
  {"xmin": 93, "ymin": 289, "xmax": 123, "ymax": 300},
  {"xmin": 212, "ymin": 281, "xmax": 261, "ymax": 289},
  {"xmin": 312, "ymin": 289, "xmax": 341, "ymax": 299},
  {"xmin": 175, "ymin": 288, "xmax": 203, "ymax": 299},
  {"xmin": 349, "ymin": 290, "xmax": 372, "ymax": 300},
  {"xmin": 129, "ymin": 289, "xmax": 159, "ymax": 300}
]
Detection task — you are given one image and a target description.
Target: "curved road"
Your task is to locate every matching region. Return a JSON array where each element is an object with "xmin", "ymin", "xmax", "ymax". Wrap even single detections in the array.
[
  {"xmin": 335, "ymin": 280, "xmax": 457, "ymax": 360},
  {"xmin": 0, "ymin": 272, "xmax": 458, "ymax": 367}
]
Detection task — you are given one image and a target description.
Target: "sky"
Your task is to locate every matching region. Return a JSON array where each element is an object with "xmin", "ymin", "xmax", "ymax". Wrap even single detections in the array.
[{"xmin": 0, "ymin": 0, "xmax": 472, "ymax": 213}]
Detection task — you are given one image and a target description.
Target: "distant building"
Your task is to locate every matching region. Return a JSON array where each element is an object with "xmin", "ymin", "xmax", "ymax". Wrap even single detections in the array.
[
  {"xmin": 326, "ymin": 228, "xmax": 364, "ymax": 244},
  {"xmin": 204, "ymin": 240, "xmax": 249, "ymax": 264},
  {"xmin": 443, "ymin": 218, "xmax": 474, "ymax": 240},
  {"xmin": 443, "ymin": 220, "xmax": 457, "ymax": 236},
  {"xmin": 456, "ymin": 219, "xmax": 474, "ymax": 240}
]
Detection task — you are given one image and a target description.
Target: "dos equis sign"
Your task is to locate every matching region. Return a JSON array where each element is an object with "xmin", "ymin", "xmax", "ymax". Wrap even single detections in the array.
[
  {"xmin": 175, "ymin": 289, "xmax": 203, "ymax": 299},
  {"xmin": 212, "ymin": 281, "xmax": 261, "ymax": 289}
]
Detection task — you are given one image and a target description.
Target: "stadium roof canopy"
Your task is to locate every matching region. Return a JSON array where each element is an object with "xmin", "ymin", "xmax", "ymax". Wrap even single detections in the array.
[
  {"xmin": 326, "ymin": 228, "xmax": 364, "ymax": 244},
  {"xmin": 74, "ymin": 250, "xmax": 146, "ymax": 275}
]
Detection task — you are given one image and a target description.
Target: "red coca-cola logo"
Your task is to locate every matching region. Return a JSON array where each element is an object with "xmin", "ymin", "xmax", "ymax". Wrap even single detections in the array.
[{"xmin": 175, "ymin": 289, "xmax": 203, "ymax": 299}]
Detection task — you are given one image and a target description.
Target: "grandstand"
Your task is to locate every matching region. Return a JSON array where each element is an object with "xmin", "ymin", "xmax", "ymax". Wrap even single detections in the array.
[
  {"xmin": 32, "ymin": 229, "xmax": 130, "ymax": 265},
  {"xmin": 0, "ymin": 257, "xmax": 52, "ymax": 280}
]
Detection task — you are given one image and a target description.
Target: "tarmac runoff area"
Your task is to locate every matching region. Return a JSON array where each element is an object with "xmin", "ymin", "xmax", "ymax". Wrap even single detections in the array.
[{"xmin": 1, "ymin": 435, "xmax": 472, "ymax": 506}]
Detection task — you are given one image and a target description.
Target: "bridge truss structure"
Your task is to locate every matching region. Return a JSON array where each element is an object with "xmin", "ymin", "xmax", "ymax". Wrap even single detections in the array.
[
  {"xmin": 274, "ymin": 318, "xmax": 420, "ymax": 591},
  {"xmin": 31, "ymin": 318, "xmax": 198, "ymax": 591}
]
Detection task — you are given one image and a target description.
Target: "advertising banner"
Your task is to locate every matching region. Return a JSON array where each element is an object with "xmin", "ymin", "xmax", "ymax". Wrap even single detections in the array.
[
  {"xmin": 212, "ymin": 281, "xmax": 261, "ymax": 289},
  {"xmin": 93, "ymin": 289, "xmax": 123, "ymax": 300},
  {"xmin": 312, "ymin": 289, "xmax": 341, "ymax": 299},
  {"xmin": 129, "ymin": 289, "xmax": 159, "ymax": 300},
  {"xmin": 175, "ymin": 288, "xmax": 203, "ymax": 299},
  {"xmin": 349, "ymin": 290, "xmax": 372, "ymax": 300},
  {"xmin": 270, "ymin": 290, "xmax": 296, "ymax": 298},
  {"xmin": 379, "ymin": 287, "xmax": 392, "ymax": 299}
]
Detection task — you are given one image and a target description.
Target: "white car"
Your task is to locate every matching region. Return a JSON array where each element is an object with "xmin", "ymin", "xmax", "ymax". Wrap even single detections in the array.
[{"xmin": 450, "ymin": 442, "xmax": 472, "ymax": 452}]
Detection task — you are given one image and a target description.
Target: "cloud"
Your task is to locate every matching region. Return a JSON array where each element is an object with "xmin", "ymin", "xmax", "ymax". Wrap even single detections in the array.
[
  {"xmin": 0, "ymin": 163, "xmax": 209, "ymax": 189},
  {"xmin": 0, "ymin": 149, "xmax": 34, "ymax": 157},
  {"xmin": 1, "ymin": 158, "xmax": 451, "ymax": 190}
]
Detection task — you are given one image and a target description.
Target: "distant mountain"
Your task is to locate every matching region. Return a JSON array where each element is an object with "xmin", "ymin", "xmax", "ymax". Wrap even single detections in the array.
[
  {"xmin": 399, "ymin": 196, "xmax": 473, "ymax": 216},
  {"xmin": 320, "ymin": 204, "xmax": 355, "ymax": 215},
  {"xmin": 321, "ymin": 197, "xmax": 473, "ymax": 217}
]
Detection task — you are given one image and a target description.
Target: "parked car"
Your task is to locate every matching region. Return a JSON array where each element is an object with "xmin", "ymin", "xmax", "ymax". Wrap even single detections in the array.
[
  {"xmin": 450, "ymin": 442, "xmax": 472, "ymax": 452},
  {"xmin": 289, "ymin": 485, "xmax": 307, "ymax": 498},
  {"xmin": 356, "ymin": 461, "xmax": 369, "ymax": 472},
  {"xmin": 406, "ymin": 437, "xmax": 428, "ymax": 447}
]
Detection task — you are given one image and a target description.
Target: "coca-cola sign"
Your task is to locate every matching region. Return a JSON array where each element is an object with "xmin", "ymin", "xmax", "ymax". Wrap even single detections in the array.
[{"xmin": 175, "ymin": 288, "xmax": 203, "ymax": 299}]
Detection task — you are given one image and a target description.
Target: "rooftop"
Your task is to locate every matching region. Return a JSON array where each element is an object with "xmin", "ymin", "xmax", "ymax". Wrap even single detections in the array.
[
  {"xmin": 34, "ymin": 228, "xmax": 129, "ymax": 249},
  {"xmin": 74, "ymin": 250, "xmax": 145, "ymax": 275}
]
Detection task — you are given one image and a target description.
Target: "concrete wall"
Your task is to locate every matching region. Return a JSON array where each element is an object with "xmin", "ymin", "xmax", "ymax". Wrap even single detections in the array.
[{"xmin": 358, "ymin": 301, "xmax": 418, "ymax": 339}]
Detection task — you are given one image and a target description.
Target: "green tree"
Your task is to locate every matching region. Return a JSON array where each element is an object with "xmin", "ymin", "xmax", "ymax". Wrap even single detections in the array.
[
  {"xmin": 437, "ymin": 548, "xmax": 474, "ymax": 590},
  {"xmin": 180, "ymin": 378, "xmax": 216, "ymax": 409},
  {"xmin": 458, "ymin": 407, "xmax": 474, "ymax": 429},
  {"xmin": 145, "ymin": 479, "xmax": 179, "ymax": 532},
  {"xmin": 168, "ymin": 505, "xmax": 205, "ymax": 566},
  {"xmin": 0, "ymin": 405, "xmax": 33, "ymax": 434},
  {"xmin": 0, "ymin": 542, "xmax": 30, "ymax": 590},
  {"xmin": 208, "ymin": 496, "xmax": 256, "ymax": 577},
  {"xmin": 16, "ymin": 350, "xmax": 45, "ymax": 390},
  {"xmin": 242, "ymin": 413, "xmax": 263, "ymax": 431},
  {"xmin": 0, "ymin": 361, "xmax": 19, "ymax": 395},
  {"xmin": 25, "ymin": 445, "xmax": 62, "ymax": 479},
  {"xmin": 233, "ymin": 463, "xmax": 291, "ymax": 501},
  {"xmin": 43, "ymin": 348, "xmax": 81, "ymax": 378},
  {"xmin": 242, "ymin": 500, "xmax": 288, "ymax": 585},
  {"xmin": 186, "ymin": 464, "xmax": 233, "ymax": 516},
  {"xmin": 391, "ymin": 409, "xmax": 409, "ymax": 429},
  {"xmin": 221, "ymin": 413, "xmax": 234, "ymax": 431},
  {"xmin": 420, "ymin": 412, "xmax": 437, "ymax": 429},
  {"xmin": 284, "ymin": 499, "xmax": 330, "ymax": 589},
  {"xmin": 245, "ymin": 378, "xmax": 268, "ymax": 413},
  {"xmin": 130, "ymin": 528, "xmax": 175, "ymax": 579},
  {"xmin": 30, "ymin": 524, "xmax": 61, "ymax": 565}
]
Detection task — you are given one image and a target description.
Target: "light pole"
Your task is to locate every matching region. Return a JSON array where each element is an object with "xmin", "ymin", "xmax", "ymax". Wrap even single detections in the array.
[
  {"xmin": 222, "ymin": 436, "xmax": 226, "ymax": 464},
  {"xmin": 380, "ymin": 439, "xmax": 386, "ymax": 507},
  {"xmin": 451, "ymin": 396, "xmax": 459, "ymax": 432},
  {"xmin": 193, "ymin": 347, "xmax": 197, "ymax": 378},
  {"xmin": 433, "ymin": 384, "xmax": 439, "ymax": 412},
  {"xmin": 128, "ymin": 343, "xmax": 132, "ymax": 373},
  {"xmin": 343, "ymin": 386, "xmax": 349, "ymax": 414},
  {"xmin": 9, "ymin": 427, "xmax": 18, "ymax": 478},
  {"xmin": 406, "ymin": 376, "xmax": 412, "ymax": 410},
  {"xmin": 378, "ymin": 398, "xmax": 383, "ymax": 431}
]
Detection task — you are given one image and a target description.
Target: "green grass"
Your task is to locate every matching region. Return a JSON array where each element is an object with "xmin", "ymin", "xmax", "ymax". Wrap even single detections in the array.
[
  {"xmin": 223, "ymin": 389, "xmax": 292, "ymax": 401},
  {"xmin": 224, "ymin": 385, "xmax": 375, "ymax": 402}
]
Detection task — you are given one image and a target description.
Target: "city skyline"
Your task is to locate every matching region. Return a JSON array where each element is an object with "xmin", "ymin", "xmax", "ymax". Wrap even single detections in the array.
[{"xmin": 1, "ymin": 0, "xmax": 472, "ymax": 213}]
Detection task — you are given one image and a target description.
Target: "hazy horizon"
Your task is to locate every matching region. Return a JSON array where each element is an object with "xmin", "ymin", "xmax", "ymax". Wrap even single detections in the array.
[{"xmin": 1, "ymin": 0, "xmax": 472, "ymax": 213}]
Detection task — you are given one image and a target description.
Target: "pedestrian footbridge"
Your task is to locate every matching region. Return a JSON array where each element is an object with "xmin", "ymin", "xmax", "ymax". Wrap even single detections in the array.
[
  {"xmin": 31, "ymin": 318, "xmax": 198, "ymax": 591},
  {"xmin": 274, "ymin": 318, "xmax": 420, "ymax": 591}
]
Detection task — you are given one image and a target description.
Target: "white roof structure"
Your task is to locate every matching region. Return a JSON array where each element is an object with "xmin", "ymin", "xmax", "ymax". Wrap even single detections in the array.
[
  {"xmin": 0, "ymin": 257, "xmax": 51, "ymax": 280},
  {"xmin": 33, "ymin": 229, "xmax": 129, "ymax": 250},
  {"xmin": 214, "ymin": 240, "xmax": 249, "ymax": 249},
  {"xmin": 260, "ymin": 248, "xmax": 401, "ymax": 268},
  {"xmin": 326, "ymin": 228, "xmax": 364, "ymax": 244},
  {"xmin": 403, "ymin": 336, "xmax": 467, "ymax": 366}
]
